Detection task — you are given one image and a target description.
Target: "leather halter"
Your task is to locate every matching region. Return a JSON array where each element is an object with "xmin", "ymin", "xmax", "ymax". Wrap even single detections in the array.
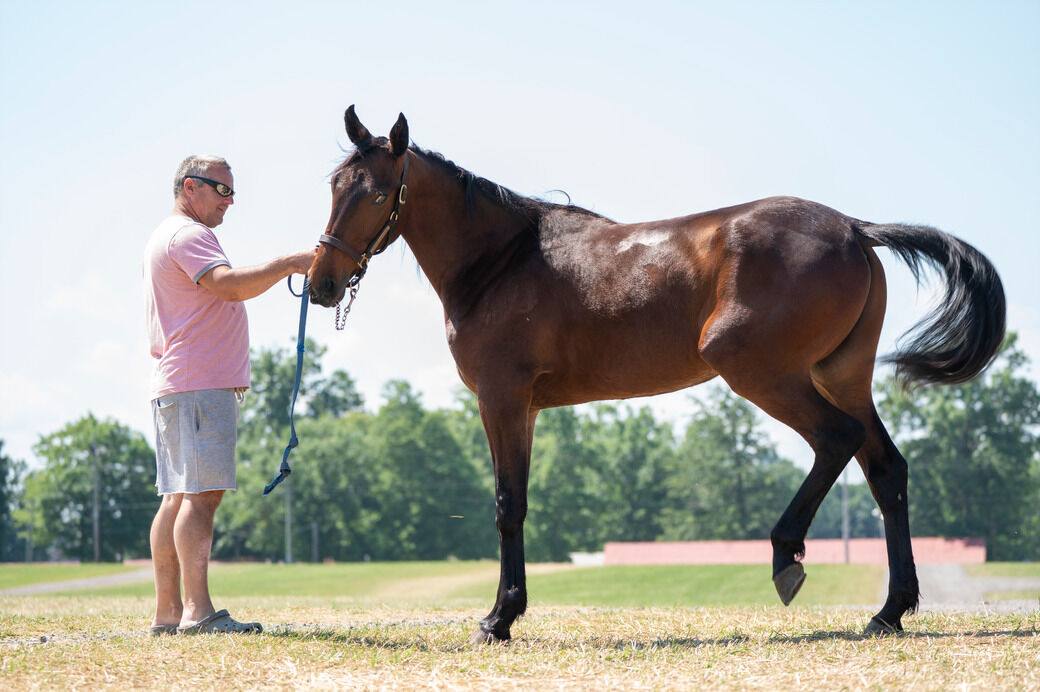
[{"xmin": 318, "ymin": 152, "xmax": 409, "ymax": 283}]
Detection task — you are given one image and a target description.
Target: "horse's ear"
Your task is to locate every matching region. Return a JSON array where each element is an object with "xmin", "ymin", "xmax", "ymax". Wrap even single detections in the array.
[
  {"xmin": 389, "ymin": 113, "xmax": 409, "ymax": 158},
  {"xmin": 344, "ymin": 105, "xmax": 372, "ymax": 147}
]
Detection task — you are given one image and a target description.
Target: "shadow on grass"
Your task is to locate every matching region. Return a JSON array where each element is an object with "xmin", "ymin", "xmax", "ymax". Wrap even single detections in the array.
[
  {"xmin": 265, "ymin": 623, "xmax": 756, "ymax": 651},
  {"xmin": 769, "ymin": 627, "xmax": 1039, "ymax": 644},
  {"xmin": 264, "ymin": 620, "xmax": 1038, "ymax": 651}
]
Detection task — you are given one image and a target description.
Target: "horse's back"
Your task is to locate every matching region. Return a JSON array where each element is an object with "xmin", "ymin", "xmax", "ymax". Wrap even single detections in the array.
[
  {"xmin": 539, "ymin": 196, "xmax": 865, "ymax": 308},
  {"xmin": 505, "ymin": 197, "xmax": 874, "ymax": 406}
]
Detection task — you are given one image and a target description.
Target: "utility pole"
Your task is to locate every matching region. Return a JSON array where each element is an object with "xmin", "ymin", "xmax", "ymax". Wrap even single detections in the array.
[
  {"xmin": 841, "ymin": 467, "xmax": 850, "ymax": 564},
  {"xmin": 26, "ymin": 501, "xmax": 34, "ymax": 563},
  {"xmin": 92, "ymin": 435, "xmax": 100, "ymax": 563},
  {"xmin": 284, "ymin": 477, "xmax": 293, "ymax": 564},
  {"xmin": 311, "ymin": 521, "xmax": 319, "ymax": 563}
]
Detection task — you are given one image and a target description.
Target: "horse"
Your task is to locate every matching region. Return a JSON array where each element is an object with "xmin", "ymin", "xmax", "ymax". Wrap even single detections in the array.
[{"xmin": 308, "ymin": 106, "xmax": 1006, "ymax": 642}]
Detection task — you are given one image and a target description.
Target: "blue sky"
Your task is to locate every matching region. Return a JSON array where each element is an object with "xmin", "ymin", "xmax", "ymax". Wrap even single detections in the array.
[{"xmin": 1, "ymin": 1, "xmax": 1038, "ymax": 471}]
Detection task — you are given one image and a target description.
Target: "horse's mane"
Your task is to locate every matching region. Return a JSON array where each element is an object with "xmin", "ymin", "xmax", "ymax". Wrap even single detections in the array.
[
  {"xmin": 336, "ymin": 141, "xmax": 609, "ymax": 229},
  {"xmin": 408, "ymin": 145, "xmax": 610, "ymax": 229}
]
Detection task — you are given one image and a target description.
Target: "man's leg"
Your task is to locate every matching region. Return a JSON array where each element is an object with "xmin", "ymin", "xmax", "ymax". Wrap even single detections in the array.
[
  {"xmin": 174, "ymin": 489, "xmax": 224, "ymax": 627},
  {"xmin": 150, "ymin": 493, "xmax": 184, "ymax": 627}
]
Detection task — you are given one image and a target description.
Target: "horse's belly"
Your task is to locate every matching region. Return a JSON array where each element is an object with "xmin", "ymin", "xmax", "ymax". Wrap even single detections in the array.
[{"xmin": 530, "ymin": 331, "xmax": 718, "ymax": 409}]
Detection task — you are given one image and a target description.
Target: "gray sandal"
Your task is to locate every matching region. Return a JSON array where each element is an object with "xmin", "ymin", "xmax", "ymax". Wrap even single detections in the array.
[{"xmin": 177, "ymin": 609, "xmax": 263, "ymax": 635}]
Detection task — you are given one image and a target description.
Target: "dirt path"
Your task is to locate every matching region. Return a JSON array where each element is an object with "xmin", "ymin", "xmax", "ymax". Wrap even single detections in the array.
[
  {"xmin": 915, "ymin": 564, "xmax": 1039, "ymax": 614},
  {"xmin": 0, "ymin": 568, "xmax": 154, "ymax": 596},
  {"xmin": 365, "ymin": 562, "xmax": 576, "ymax": 601}
]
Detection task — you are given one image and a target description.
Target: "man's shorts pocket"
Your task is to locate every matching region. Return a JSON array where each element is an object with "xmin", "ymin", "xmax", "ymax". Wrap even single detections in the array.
[{"xmin": 154, "ymin": 397, "xmax": 180, "ymax": 447}]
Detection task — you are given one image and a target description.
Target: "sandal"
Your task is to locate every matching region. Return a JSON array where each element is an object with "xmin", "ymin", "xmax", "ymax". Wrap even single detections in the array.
[
  {"xmin": 177, "ymin": 609, "xmax": 263, "ymax": 635},
  {"xmin": 150, "ymin": 623, "xmax": 179, "ymax": 637}
]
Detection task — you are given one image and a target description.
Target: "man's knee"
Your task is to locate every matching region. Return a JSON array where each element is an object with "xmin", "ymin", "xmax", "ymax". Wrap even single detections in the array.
[{"xmin": 184, "ymin": 490, "xmax": 224, "ymax": 513}]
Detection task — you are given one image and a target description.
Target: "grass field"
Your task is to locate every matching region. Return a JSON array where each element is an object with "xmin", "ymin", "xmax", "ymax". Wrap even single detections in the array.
[
  {"xmin": 966, "ymin": 562, "xmax": 1040, "ymax": 578},
  {"xmin": 1, "ymin": 562, "xmax": 1037, "ymax": 689},
  {"xmin": 0, "ymin": 563, "xmax": 140, "ymax": 590},
  {"xmin": 46, "ymin": 561, "xmax": 885, "ymax": 608}
]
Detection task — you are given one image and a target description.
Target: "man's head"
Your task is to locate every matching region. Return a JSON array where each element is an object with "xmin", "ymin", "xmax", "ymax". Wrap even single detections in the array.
[{"xmin": 173, "ymin": 155, "xmax": 235, "ymax": 228}]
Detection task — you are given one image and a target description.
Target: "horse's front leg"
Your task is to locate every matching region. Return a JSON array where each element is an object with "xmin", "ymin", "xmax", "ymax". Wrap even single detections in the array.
[{"xmin": 474, "ymin": 396, "xmax": 537, "ymax": 644}]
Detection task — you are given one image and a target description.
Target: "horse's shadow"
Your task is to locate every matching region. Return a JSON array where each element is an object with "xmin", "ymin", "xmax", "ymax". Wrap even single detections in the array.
[
  {"xmin": 264, "ymin": 626, "xmax": 753, "ymax": 651},
  {"xmin": 263, "ymin": 624, "xmax": 1038, "ymax": 650},
  {"xmin": 769, "ymin": 628, "xmax": 1038, "ymax": 644}
]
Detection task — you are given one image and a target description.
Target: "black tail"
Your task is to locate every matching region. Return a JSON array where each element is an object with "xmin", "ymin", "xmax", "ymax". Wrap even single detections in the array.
[{"xmin": 853, "ymin": 221, "xmax": 1006, "ymax": 386}]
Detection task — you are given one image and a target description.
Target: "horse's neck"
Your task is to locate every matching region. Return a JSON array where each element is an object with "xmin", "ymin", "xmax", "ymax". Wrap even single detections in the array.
[{"xmin": 402, "ymin": 165, "xmax": 532, "ymax": 313}]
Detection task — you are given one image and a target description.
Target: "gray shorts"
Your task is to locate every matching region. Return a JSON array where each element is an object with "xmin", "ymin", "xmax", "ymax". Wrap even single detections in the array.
[{"xmin": 152, "ymin": 389, "xmax": 239, "ymax": 495}]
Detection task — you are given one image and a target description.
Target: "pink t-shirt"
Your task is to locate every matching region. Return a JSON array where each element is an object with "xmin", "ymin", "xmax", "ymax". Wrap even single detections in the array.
[{"xmin": 143, "ymin": 215, "xmax": 250, "ymax": 399}]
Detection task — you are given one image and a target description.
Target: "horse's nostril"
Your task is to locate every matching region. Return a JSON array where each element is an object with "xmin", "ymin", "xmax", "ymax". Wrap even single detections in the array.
[{"xmin": 321, "ymin": 276, "xmax": 335, "ymax": 296}]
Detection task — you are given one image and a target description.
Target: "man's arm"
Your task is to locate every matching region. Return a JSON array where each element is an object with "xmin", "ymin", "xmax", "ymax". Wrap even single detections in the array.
[{"xmin": 198, "ymin": 249, "xmax": 316, "ymax": 302}]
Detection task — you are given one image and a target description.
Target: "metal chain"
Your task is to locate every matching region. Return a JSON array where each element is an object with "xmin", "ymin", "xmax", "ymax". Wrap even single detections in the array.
[{"xmin": 334, "ymin": 283, "xmax": 360, "ymax": 331}]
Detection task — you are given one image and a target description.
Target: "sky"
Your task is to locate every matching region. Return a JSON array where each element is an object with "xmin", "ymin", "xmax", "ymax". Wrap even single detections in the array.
[{"xmin": 1, "ymin": 0, "xmax": 1038, "ymax": 474}]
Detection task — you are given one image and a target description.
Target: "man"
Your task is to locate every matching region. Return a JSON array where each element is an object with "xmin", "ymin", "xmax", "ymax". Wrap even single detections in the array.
[{"xmin": 143, "ymin": 155, "xmax": 314, "ymax": 635}]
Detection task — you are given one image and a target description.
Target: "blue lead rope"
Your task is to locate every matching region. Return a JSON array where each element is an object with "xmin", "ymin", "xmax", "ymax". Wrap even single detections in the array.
[{"xmin": 264, "ymin": 275, "xmax": 310, "ymax": 495}]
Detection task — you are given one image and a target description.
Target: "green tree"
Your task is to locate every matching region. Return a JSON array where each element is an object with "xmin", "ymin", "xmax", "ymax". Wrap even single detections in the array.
[
  {"xmin": 215, "ymin": 339, "xmax": 367, "ymax": 560},
  {"xmin": 586, "ymin": 404, "xmax": 677, "ymax": 543},
  {"xmin": 23, "ymin": 415, "xmax": 158, "ymax": 561},
  {"xmin": 215, "ymin": 409, "xmax": 380, "ymax": 561},
  {"xmin": 876, "ymin": 334, "xmax": 1040, "ymax": 560},
  {"xmin": 364, "ymin": 381, "xmax": 496, "ymax": 559},
  {"xmin": 239, "ymin": 338, "xmax": 364, "ymax": 444},
  {"xmin": 443, "ymin": 389, "xmax": 494, "ymax": 477},
  {"xmin": 662, "ymin": 387, "xmax": 802, "ymax": 541},
  {"xmin": 808, "ymin": 478, "xmax": 884, "ymax": 539},
  {"xmin": 288, "ymin": 411, "xmax": 383, "ymax": 561},
  {"xmin": 527, "ymin": 407, "xmax": 603, "ymax": 561},
  {"xmin": 0, "ymin": 440, "xmax": 27, "ymax": 561}
]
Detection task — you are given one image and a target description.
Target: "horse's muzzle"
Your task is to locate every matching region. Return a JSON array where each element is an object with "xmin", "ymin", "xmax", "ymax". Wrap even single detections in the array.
[{"xmin": 308, "ymin": 275, "xmax": 344, "ymax": 307}]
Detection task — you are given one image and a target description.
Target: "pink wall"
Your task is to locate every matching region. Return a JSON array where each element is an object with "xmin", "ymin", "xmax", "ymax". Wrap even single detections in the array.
[{"xmin": 603, "ymin": 537, "xmax": 986, "ymax": 565}]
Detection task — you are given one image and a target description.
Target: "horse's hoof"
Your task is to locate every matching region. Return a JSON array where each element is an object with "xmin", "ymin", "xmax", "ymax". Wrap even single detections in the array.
[
  {"xmin": 863, "ymin": 616, "xmax": 902, "ymax": 636},
  {"xmin": 472, "ymin": 626, "xmax": 510, "ymax": 645},
  {"xmin": 773, "ymin": 563, "xmax": 806, "ymax": 606}
]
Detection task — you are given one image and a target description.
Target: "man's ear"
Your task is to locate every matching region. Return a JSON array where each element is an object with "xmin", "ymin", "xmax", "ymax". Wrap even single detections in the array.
[{"xmin": 389, "ymin": 112, "xmax": 409, "ymax": 157}]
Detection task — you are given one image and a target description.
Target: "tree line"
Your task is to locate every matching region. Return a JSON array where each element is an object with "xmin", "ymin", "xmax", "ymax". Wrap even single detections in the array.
[{"xmin": 2, "ymin": 335, "xmax": 1037, "ymax": 563}]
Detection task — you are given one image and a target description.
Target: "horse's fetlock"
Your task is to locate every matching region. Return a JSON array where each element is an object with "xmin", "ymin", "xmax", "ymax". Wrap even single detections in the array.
[
  {"xmin": 770, "ymin": 529, "xmax": 805, "ymax": 572},
  {"xmin": 501, "ymin": 585, "xmax": 527, "ymax": 617}
]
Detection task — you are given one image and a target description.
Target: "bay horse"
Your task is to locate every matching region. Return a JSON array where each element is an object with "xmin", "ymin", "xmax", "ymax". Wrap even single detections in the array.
[{"xmin": 308, "ymin": 106, "xmax": 1005, "ymax": 641}]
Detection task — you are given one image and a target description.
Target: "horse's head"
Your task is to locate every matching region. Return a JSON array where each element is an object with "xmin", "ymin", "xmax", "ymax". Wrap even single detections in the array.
[{"xmin": 309, "ymin": 105, "xmax": 410, "ymax": 307}]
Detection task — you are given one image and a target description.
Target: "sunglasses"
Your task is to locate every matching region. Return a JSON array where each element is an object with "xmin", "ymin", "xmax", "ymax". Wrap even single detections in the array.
[{"xmin": 186, "ymin": 176, "xmax": 235, "ymax": 198}]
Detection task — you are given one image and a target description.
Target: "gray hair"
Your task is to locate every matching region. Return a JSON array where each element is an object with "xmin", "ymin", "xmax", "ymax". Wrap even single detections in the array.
[{"xmin": 173, "ymin": 155, "xmax": 231, "ymax": 198}]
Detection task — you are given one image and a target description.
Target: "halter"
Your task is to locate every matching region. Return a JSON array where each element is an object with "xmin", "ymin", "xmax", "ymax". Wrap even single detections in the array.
[{"xmin": 318, "ymin": 153, "xmax": 409, "ymax": 329}]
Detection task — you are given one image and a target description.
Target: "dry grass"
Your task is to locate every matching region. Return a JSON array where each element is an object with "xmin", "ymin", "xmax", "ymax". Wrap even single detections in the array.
[{"xmin": 1, "ymin": 595, "xmax": 1037, "ymax": 690}]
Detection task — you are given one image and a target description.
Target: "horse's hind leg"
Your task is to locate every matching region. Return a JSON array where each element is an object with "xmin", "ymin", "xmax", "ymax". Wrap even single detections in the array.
[
  {"xmin": 812, "ymin": 377, "xmax": 919, "ymax": 632},
  {"xmin": 852, "ymin": 409, "xmax": 918, "ymax": 634},
  {"xmin": 719, "ymin": 375, "xmax": 867, "ymax": 605},
  {"xmin": 812, "ymin": 248, "xmax": 919, "ymax": 633},
  {"xmin": 474, "ymin": 391, "xmax": 537, "ymax": 644}
]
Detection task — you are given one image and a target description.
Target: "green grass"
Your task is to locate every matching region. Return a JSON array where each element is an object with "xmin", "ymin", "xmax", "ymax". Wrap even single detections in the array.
[
  {"xmin": 0, "ymin": 563, "xmax": 1036, "ymax": 689},
  {"xmin": 0, "ymin": 597, "xmax": 1036, "ymax": 690},
  {"xmin": 509, "ymin": 564, "xmax": 883, "ymax": 607},
  {"xmin": 5, "ymin": 561, "xmax": 886, "ymax": 608},
  {"xmin": 966, "ymin": 562, "xmax": 1040, "ymax": 578},
  {"xmin": 0, "ymin": 563, "xmax": 140, "ymax": 590},
  {"xmin": 984, "ymin": 589, "xmax": 1040, "ymax": 601},
  {"xmin": 47, "ymin": 560, "xmax": 502, "ymax": 600}
]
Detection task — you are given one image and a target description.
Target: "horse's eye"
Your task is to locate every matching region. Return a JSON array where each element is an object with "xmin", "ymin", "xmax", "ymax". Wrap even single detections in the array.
[{"xmin": 373, "ymin": 192, "xmax": 388, "ymax": 205}]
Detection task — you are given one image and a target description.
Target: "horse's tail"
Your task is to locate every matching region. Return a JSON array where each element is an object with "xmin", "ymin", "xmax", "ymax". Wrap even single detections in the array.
[{"xmin": 852, "ymin": 221, "xmax": 1006, "ymax": 386}]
